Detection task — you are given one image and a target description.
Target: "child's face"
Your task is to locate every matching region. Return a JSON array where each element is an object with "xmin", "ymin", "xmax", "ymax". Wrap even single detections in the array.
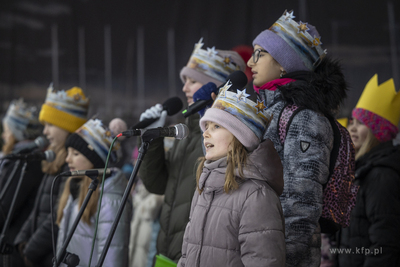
[
  {"xmin": 203, "ymin": 121, "xmax": 234, "ymax": 161},
  {"xmin": 182, "ymin": 77, "xmax": 203, "ymax": 106},
  {"xmin": 66, "ymin": 147, "xmax": 94, "ymax": 172},
  {"xmin": 43, "ymin": 122, "xmax": 69, "ymax": 147},
  {"xmin": 247, "ymin": 45, "xmax": 283, "ymax": 86},
  {"xmin": 348, "ymin": 118, "xmax": 369, "ymax": 152}
]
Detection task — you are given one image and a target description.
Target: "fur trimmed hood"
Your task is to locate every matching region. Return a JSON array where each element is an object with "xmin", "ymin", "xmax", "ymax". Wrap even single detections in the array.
[{"xmin": 278, "ymin": 57, "xmax": 348, "ymax": 117}]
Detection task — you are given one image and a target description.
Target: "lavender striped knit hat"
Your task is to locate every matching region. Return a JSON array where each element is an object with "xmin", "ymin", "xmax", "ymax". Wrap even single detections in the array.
[
  {"xmin": 200, "ymin": 81, "xmax": 271, "ymax": 151},
  {"xmin": 253, "ymin": 10, "xmax": 327, "ymax": 73}
]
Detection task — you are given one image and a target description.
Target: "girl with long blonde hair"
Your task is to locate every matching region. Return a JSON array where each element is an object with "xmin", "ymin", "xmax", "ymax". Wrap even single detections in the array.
[
  {"xmin": 178, "ymin": 87, "xmax": 285, "ymax": 266},
  {"xmin": 14, "ymin": 86, "xmax": 89, "ymax": 267},
  {"xmin": 56, "ymin": 118, "xmax": 132, "ymax": 267}
]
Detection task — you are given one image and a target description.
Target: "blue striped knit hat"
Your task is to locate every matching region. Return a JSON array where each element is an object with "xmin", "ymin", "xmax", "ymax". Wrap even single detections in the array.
[
  {"xmin": 2, "ymin": 98, "xmax": 42, "ymax": 141},
  {"xmin": 65, "ymin": 119, "xmax": 119, "ymax": 168},
  {"xmin": 200, "ymin": 81, "xmax": 271, "ymax": 151},
  {"xmin": 253, "ymin": 10, "xmax": 327, "ymax": 73}
]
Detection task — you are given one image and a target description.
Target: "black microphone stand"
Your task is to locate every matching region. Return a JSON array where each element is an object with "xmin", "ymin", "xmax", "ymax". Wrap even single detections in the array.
[
  {"xmin": 0, "ymin": 159, "xmax": 22, "ymax": 202},
  {"xmin": 0, "ymin": 159, "xmax": 27, "ymax": 267},
  {"xmin": 95, "ymin": 132, "xmax": 156, "ymax": 267},
  {"xmin": 52, "ymin": 175, "xmax": 100, "ymax": 267}
]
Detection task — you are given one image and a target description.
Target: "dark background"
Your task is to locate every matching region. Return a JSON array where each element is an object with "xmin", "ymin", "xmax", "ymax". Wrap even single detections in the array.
[{"xmin": 1, "ymin": 0, "xmax": 399, "ymax": 127}]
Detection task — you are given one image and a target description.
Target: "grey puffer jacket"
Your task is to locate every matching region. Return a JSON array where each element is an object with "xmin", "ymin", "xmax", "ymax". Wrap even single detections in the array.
[
  {"xmin": 56, "ymin": 169, "xmax": 132, "ymax": 267},
  {"xmin": 258, "ymin": 59, "xmax": 347, "ymax": 267},
  {"xmin": 178, "ymin": 139, "xmax": 285, "ymax": 267}
]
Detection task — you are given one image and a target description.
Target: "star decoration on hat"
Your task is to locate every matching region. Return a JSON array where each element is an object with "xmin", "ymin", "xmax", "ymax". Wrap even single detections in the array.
[
  {"xmin": 207, "ymin": 46, "xmax": 218, "ymax": 58},
  {"xmin": 223, "ymin": 56, "xmax": 232, "ymax": 66},
  {"xmin": 284, "ymin": 10, "xmax": 295, "ymax": 21},
  {"xmin": 312, "ymin": 36, "xmax": 322, "ymax": 47},
  {"xmin": 194, "ymin": 37, "xmax": 204, "ymax": 51},
  {"xmin": 73, "ymin": 93, "xmax": 82, "ymax": 102},
  {"xmin": 58, "ymin": 91, "xmax": 68, "ymax": 99},
  {"xmin": 218, "ymin": 80, "xmax": 232, "ymax": 98},
  {"xmin": 297, "ymin": 21, "xmax": 309, "ymax": 33},
  {"xmin": 234, "ymin": 88, "xmax": 250, "ymax": 103},
  {"xmin": 254, "ymin": 99, "xmax": 267, "ymax": 114},
  {"xmin": 92, "ymin": 119, "xmax": 103, "ymax": 127}
]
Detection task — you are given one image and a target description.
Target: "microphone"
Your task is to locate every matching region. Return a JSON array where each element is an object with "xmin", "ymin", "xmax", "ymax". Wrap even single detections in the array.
[
  {"xmin": 12, "ymin": 136, "xmax": 49, "ymax": 154},
  {"xmin": 182, "ymin": 70, "xmax": 248, "ymax": 118},
  {"xmin": 5, "ymin": 150, "xmax": 56, "ymax": 162},
  {"xmin": 60, "ymin": 168, "xmax": 113, "ymax": 177},
  {"xmin": 121, "ymin": 123, "xmax": 189, "ymax": 140},
  {"xmin": 132, "ymin": 97, "xmax": 183, "ymax": 129}
]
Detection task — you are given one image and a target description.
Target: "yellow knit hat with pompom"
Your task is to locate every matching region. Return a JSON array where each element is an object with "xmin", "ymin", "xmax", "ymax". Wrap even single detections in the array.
[{"xmin": 39, "ymin": 84, "xmax": 89, "ymax": 133}]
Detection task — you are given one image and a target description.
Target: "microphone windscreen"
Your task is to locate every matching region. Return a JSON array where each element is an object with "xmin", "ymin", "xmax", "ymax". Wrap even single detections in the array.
[
  {"xmin": 226, "ymin": 70, "xmax": 248, "ymax": 91},
  {"xmin": 163, "ymin": 97, "xmax": 183, "ymax": 116},
  {"xmin": 35, "ymin": 136, "xmax": 49, "ymax": 149},
  {"xmin": 45, "ymin": 150, "xmax": 56, "ymax": 162},
  {"xmin": 175, "ymin": 123, "xmax": 189, "ymax": 140}
]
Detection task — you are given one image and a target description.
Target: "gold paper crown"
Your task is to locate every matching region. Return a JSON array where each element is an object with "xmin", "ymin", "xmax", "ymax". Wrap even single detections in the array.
[
  {"xmin": 337, "ymin": 117, "xmax": 348, "ymax": 128},
  {"xmin": 355, "ymin": 74, "xmax": 400, "ymax": 126}
]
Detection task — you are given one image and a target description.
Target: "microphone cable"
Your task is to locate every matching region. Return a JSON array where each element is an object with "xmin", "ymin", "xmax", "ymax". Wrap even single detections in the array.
[{"xmin": 88, "ymin": 135, "xmax": 119, "ymax": 267}]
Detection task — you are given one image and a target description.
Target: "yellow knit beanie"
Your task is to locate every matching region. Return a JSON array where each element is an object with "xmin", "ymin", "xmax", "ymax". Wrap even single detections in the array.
[{"xmin": 39, "ymin": 84, "xmax": 89, "ymax": 133}]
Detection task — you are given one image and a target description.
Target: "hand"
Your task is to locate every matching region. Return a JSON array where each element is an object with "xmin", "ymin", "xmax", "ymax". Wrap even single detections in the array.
[
  {"xmin": 193, "ymin": 82, "xmax": 218, "ymax": 117},
  {"xmin": 139, "ymin": 104, "xmax": 167, "ymax": 129}
]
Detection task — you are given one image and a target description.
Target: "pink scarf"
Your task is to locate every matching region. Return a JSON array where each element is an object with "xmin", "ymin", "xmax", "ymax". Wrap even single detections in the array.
[{"xmin": 253, "ymin": 78, "xmax": 295, "ymax": 94}]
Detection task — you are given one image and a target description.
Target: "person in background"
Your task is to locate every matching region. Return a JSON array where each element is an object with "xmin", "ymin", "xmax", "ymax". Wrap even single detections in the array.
[
  {"xmin": 247, "ymin": 10, "xmax": 348, "ymax": 266},
  {"xmin": 0, "ymin": 99, "xmax": 43, "ymax": 267},
  {"xmin": 338, "ymin": 74, "xmax": 400, "ymax": 266},
  {"xmin": 178, "ymin": 84, "xmax": 285, "ymax": 266},
  {"xmin": 56, "ymin": 118, "xmax": 132, "ymax": 267},
  {"xmin": 14, "ymin": 85, "xmax": 89, "ymax": 267},
  {"xmin": 138, "ymin": 38, "xmax": 246, "ymax": 262}
]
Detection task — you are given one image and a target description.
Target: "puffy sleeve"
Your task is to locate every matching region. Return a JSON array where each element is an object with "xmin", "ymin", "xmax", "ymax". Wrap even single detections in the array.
[
  {"xmin": 239, "ymin": 185, "xmax": 286, "ymax": 267},
  {"xmin": 280, "ymin": 110, "xmax": 333, "ymax": 266},
  {"xmin": 138, "ymin": 137, "xmax": 169, "ymax": 195},
  {"xmin": 97, "ymin": 190, "xmax": 132, "ymax": 267}
]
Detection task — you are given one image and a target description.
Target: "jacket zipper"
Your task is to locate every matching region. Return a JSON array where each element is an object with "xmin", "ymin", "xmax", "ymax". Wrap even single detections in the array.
[{"xmin": 196, "ymin": 191, "xmax": 215, "ymax": 267}]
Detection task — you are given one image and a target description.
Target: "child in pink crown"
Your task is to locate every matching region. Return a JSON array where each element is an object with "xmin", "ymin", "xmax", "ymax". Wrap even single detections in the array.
[{"xmin": 338, "ymin": 74, "xmax": 400, "ymax": 266}]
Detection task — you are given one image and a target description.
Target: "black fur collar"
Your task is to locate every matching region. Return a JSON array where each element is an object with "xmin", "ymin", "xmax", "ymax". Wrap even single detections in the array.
[{"xmin": 278, "ymin": 57, "xmax": 348, "ymax": 117}]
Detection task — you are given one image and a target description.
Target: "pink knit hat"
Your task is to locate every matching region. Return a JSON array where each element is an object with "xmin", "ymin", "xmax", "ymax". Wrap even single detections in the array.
[
  {"xmin": 352, "ymin": 74, "xmax": 400, "ymax": 142},
  {"xmin": 200, "ymin": 81, "xmax": 271, "ymax": 151},
  {"xmin": 352, "ymin": 108, "xmax": 398, "ymax": 142}
]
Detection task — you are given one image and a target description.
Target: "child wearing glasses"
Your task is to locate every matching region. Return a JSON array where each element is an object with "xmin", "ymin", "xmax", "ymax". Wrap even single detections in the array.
[{"xmin": 247, "ymin": 10, "xmax": 348, "ymax": 267}]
